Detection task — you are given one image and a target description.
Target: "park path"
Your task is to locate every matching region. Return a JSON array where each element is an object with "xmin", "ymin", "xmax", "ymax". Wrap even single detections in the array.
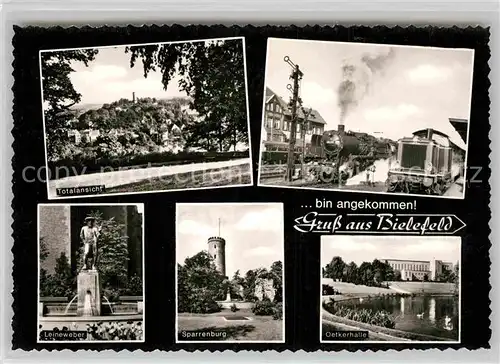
[
  {"xmin": 387, "ymin": 285, "xmax": 411, "ymax": 294},
  {"xmin": 48, "ymin": 158, "xmax": 251, "ymax": 197}
]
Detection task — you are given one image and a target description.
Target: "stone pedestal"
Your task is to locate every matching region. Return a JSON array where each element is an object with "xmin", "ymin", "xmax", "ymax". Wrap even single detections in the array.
[
  {"xmin": 225, "ymin": 291, "xmax": 231, "ymax": 302},
  {"xmin": 77, "ymin": 270, "xmax": 101, "ymax": 316}
]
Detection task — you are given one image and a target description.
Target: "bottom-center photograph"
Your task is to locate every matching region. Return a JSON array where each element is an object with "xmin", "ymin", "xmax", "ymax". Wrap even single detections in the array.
[{"xmin": 175, "ymin": 202, "xmax": 285, "ymax": 343}]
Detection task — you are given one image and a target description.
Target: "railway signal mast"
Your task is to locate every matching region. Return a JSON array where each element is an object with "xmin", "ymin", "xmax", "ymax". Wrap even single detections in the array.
[
  {"xmin": 300, "ymin": 105, "xmax": 313, "ymax": 179},
  {"xmin": 283, "ymin": 56, "xmax": 303, "ymax": 182}
]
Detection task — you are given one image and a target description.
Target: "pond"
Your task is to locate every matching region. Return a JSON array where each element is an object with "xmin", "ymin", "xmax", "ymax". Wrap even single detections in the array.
[{"xmin": 338, "ymin": 295, "xmax": 459, "ymax": 340}]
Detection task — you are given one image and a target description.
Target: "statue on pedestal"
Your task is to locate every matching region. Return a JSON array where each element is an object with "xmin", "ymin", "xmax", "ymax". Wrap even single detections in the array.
[{"xmin": 80, "ymin": 216, "xmax": 101, "ymax": 271}]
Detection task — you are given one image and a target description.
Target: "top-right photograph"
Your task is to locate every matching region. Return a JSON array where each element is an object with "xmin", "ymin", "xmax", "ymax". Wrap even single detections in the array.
[{"xmin": 257, "ymin": 38, "xmax": 474, "ymax": 199}]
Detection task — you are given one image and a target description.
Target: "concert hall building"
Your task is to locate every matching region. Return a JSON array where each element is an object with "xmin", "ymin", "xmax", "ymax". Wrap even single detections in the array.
[{"xmin": 380, "ymin": 258, "xmax": 454, "ymax": 281}]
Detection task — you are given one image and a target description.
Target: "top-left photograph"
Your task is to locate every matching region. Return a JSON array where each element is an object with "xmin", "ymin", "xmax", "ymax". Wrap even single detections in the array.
[{"xmin": 39, "ymin": 37, "xmax": 252, "ymax": 199}]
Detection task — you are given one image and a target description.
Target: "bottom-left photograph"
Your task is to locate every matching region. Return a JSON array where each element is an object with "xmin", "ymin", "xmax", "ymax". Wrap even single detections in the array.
[{"xmin": 37, "ymin": 203, "xmax": 145, "ymax": 343}]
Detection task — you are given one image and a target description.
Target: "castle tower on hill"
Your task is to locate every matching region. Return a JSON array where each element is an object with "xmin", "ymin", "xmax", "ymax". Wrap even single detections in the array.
[{"xmin": 208, "ymin": 236, "xmax": 226, "ymax": 277}]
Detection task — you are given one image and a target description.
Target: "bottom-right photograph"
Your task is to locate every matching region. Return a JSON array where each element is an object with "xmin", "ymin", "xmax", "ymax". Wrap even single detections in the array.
[{"xmin": 320, "ymin": 236, "xmax": 461, "ymax": 344}]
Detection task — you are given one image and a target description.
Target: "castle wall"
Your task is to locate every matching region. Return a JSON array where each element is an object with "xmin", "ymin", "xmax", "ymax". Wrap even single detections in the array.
[
  {"xmin": 39, "ymin": 205, "xmax": 71, "ymax": 275},
  {"xmin": 127, "ymin": 205, "xmax": 143, "ymax": 278}
]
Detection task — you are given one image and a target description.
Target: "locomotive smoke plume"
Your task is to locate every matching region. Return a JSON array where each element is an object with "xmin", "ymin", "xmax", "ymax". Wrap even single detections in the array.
[{"xmin": 337, "ymin": 48, "xmax": 395, "ymax": 125}]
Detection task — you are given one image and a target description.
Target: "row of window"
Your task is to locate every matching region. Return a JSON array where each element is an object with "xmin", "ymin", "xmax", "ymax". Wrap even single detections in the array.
[
  {"xmin": 265, "ymin": 119, "xmax": 323, "ymax": 135},
  {"xmin": 266, "ymin": 102, "xmax": 283, "ymax": 113},
  {"xmin": 266, "ymin": 134, "xmax": 285, "ymax": 143},
  {"xmin": 389, "ymin": 262, "xmax": 429, "ymax": 271},
  {"xmin": 402, "ymin": 271, "xmax": 428, "ymax": 280}
]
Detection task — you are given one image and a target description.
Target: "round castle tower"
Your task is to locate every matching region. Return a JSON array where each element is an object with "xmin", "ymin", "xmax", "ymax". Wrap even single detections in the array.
[{"xmin": 207, "ymin": 236, "xmax": 226, "ymax": 277}]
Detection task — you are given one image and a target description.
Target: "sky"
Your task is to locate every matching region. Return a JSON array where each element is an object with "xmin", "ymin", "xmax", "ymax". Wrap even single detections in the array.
[
  {"xmin": 59, "ymin": 45, "xmax": 189, "ymax": 105},
  {"xmin": 176, "ymin": 203, "xmax": 284, "ymax": 277},
  {"xmin": 265, "ymin": 38, "xmax": 474, "ymax": 147},
  {"xmin": 321, "ymin": 236, "xmax": 461, "ymax": 267}
]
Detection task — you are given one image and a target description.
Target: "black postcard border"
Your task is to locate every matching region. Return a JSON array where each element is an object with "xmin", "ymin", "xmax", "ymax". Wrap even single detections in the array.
[{"xmin": 11, "ymin": 24, "xmax": 491, "ymax": 352}]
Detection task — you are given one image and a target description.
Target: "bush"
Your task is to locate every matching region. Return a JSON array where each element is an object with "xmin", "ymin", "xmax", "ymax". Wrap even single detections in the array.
[
  {"xmin": 187, "ymin": 289, "xmax": 222, "ymax": 314},
  {"xmin": 323, "ymin": 297, "xmax": 335, "ymax": 312},
  {"xmin": 124, "ymin": 274, "xmax": 143, "ymax": 296},
  {"xmin": 272, "ymin": 302, "xmax": 283, "ymax": 320},
  {"xmin": 230, "ymin": 303, "xmax": 239, "ymax": 312},
  {"xmin": 252, "ymin": 300, "xmax": 276, "ymax": 316},
  {"xmin": 103, "ymin": 287, "xmax": 122, "ymax": 303},
  {"xmin": 322, "ymin": 284, "xmax": 339, "ymax": 295}
]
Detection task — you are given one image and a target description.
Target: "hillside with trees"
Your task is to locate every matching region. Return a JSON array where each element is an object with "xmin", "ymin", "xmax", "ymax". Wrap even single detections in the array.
[
  {"xmin": 41, "ymin": 39, "xmax": 249, "ymax": 178},
  {"xmin": 57, "ymin": 97, "xmax": 195, "ymax": 161}
]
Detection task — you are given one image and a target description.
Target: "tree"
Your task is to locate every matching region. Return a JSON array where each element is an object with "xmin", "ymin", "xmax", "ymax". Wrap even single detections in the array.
[
  {"xmin": 358, "ymin": 262, "xmax": 374, "ymax": 286},
  {"xmin": 345, "ymin": 262, "xmax": 358, "ymax": 283},
  {"xmin": 436, "ymin": 265, "xmax": 456, "ymax": 283},
  {"xmin": 242, "ymin": 267, "xmax": 269, "ymax": 302},
  {"xmin": 40, "ymin": 49, "xmax": 98, "ymax": 161},
  {"xmin": 269, "ymin": 261, "xmax": 283, "ymax": 303},
  {"xmin": 229, "ymin": 269, "xmax": 245, "ymax": 299},
  {"xmin": 453, "ymin": 263, "xmax": 460, "ymax": 294},
  {"xmin": 371, "ymin": 259, "xmax": 395, "ymax": 285},
  {"xmin": 324, "ymin": 256, "xmax": 347, "ymax": 281},
  {"xmin": 40, "ymin": 252, "xmax": 75, "ymax": 299},
  {"xmin": 125, "ymin": 39, "xmax": 248, "ymax": 152},
  {"xmin": 40, "ymin": 237, "xmax": 49, "ymax": 261},
  {"xmin": 177, "ymin": 251, "xmax": 226, "ymax": 313},
  {"xmin": 394, "ymin": 270, "xmax": 402, "ymax": 282}
]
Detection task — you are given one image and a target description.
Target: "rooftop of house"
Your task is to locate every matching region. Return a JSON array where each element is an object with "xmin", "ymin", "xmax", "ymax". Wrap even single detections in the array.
[{"xmin": 265, "ymin": 87, "xmax": 327, "ymax": 125}]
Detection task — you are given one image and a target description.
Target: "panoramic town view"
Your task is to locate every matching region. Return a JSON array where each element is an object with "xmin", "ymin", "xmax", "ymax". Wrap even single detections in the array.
[
  {"xmin": 321, "ymin": 236, "xmax": 460, "ymax": 343},
  {"xmin": 40, "ymin": 37, "xmax": 251, "ymax": 199}
]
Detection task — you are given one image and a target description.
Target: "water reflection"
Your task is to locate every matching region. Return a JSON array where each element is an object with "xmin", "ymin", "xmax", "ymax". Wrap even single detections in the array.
[
  {"xmin": 429, "ymin": 298, "xmax": 436, "ymax": 324},
  {"xmin": 339, "ymin": 295, "xmax": 458, "ymax": 340}
]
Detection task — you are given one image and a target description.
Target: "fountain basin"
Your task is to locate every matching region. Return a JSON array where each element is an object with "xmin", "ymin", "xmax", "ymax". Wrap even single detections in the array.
[
  {"xmin": 40, "ymin": 314, "xmax": 143, "ymax": 324},
  {"xmin": 43, "ymin": 302, "xmax": 141, "ymax": 316}
]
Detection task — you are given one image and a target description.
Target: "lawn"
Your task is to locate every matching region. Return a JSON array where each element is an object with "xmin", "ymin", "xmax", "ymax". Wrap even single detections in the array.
[
  {"xmin": 177, "ymin": 309, "xmax": 283, "ymax": 342},
  {"xmin": 107, "ymin": 163, "xmax": 251, "ymax": 193}
]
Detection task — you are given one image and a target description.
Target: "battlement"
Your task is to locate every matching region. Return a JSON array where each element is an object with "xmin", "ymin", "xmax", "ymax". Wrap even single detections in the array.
[{"xmin": 207, "ymin": 236, "xmax": 226, "ymax": 244}]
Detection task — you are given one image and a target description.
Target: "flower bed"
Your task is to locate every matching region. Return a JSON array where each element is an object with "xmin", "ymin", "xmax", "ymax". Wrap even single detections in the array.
[
  {"xmin": 323, "ymin": 298, "xmax": 395, "ymax": 329},
  {"xmin": 38, "ymin": 321, "xmax": 143, "ymax": 341}
]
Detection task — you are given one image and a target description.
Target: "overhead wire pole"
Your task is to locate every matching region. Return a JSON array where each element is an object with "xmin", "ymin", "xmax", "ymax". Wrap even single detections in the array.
[
  {"xmin": 284, "ymin": 56, "xmax": 303, "ymax": 182},
  {"xmin": 300, "ymin": 106, "xmax": 313, "ymax": 179}
]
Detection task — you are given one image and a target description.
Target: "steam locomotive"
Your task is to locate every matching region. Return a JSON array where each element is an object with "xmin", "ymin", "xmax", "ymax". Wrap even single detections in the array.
[
  {"xmin": 386, "ymin": 128, "xmax": 463, "ymax": 195},
  {"xmin": 306, "ymin": 125, "xmax": 395, "ymax": 183}
]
